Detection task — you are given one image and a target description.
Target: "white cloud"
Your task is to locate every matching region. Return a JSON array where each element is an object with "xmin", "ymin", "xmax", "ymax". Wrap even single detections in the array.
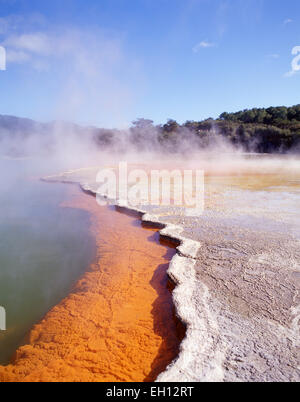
[
  {"xmin": 6, "ymin": 49, "xmax": 31, "ymax": 63},
  {"xmin": 283, "ymin": 18, "xmax": 293, "ymax": 25},
  {"xmin": 0, "ymin": 13, "xmax": 46, "ymax": 35},
  {"xmin": 0, "ymin": 15, "xmax": 141, "ymax": 126},
  {"xmin": 2, "ymin": 29, "xmax": 123, "ymax": 74},
  {"xmin": 193, "ymin": 40, "xmax": 216, "ymax": 53},
  {"xmin": 4, "ymin": 33, "xmax": 51, "ymax": 55},
  {"xmin": 285, "ymin": 70, "xmax": 296, "ymax": 78},
  {"xmin": 267, "ymin": 53, "xmax": 279, "ymax": 59}
]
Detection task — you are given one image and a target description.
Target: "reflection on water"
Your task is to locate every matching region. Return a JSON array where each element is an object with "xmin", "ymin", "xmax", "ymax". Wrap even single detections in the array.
[{"xmin": 0, "ymin": 158, "xmax": 96, "ymax": 364}]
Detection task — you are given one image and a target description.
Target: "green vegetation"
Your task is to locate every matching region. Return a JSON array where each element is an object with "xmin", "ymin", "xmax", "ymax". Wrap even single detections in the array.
[
  {"xmin": 154, "ymin": 105, "xmax": 300, "ymax": 152},
  {"xmin": 1, "ymin": 104, "xmax": 300, "ymax": 155},
  {"xmin": 108, "ymin": 104, "xmax": 300, "ymax": 153}
]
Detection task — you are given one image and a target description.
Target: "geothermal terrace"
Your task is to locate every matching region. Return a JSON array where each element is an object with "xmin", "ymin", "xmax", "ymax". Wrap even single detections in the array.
[{"xmin": 1, "ymin": 155, "xmax": 299, "ymax": 382}]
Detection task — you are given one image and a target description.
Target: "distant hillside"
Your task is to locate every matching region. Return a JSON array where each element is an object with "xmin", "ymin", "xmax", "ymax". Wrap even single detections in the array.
[
  {"xmin": 216, "ymin": 105, "xmax": 300, "ymax": 152},
  {"xmin": 0, "ymin": 115, "xmax": 99, "ymax": 157},
  {"xmin": 1, "ymin": 104, "xmax": 300, "ymax": 156},
  {"xmin": 152, "ymin": 104, "xmax": 300, "ymax": 153},
  {"xmin": 0, "ymin": 115, "xmax": 38, "ymax": 133}
]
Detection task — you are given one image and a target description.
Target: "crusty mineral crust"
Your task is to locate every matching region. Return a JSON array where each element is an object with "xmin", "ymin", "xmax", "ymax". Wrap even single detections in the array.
[{"xmin": 43, "ymin": 166, "xmax": 300, "ymax": 382}]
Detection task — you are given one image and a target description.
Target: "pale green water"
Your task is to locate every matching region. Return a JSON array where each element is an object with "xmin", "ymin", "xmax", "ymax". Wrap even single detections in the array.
[{"xmin": 0, "ymin": 158, "xmax": 96, "ymax": 364}]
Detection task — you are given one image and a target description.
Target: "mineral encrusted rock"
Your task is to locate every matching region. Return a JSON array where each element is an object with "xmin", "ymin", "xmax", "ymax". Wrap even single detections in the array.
[{"xmin": 44, "ymin": 165, "xmax": 300, "ymax": 382}]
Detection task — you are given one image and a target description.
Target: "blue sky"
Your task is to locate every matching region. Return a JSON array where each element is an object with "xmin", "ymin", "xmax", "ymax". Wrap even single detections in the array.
[{"xmin": 0, "ymin": 0, "xmax": 299, "ymax": 128}]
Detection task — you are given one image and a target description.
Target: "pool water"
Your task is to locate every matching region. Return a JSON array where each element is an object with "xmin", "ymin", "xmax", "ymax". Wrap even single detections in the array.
[{"xmin": 0, "ymin": 158, "xmax": 96, "ymax": 364}]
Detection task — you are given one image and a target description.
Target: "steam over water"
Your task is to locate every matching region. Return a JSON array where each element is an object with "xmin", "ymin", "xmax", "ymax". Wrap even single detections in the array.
[
  {"xmin": 0, "ymin": 157, "xmax": 95, "ymax": 364},
  {"xmin": 0, "ymin": 151, "xmax": 299, "ymax": 381}
]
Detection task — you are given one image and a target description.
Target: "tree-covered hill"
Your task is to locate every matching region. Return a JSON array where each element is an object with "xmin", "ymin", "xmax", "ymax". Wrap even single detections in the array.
[
  {"xmin": 154, "ymin": 104, "xmax": 300, "ymax": 153},
  {"xmin": 219, "ymin": 105, "xmax": 300, "ymax": 126},
  {"xmin": 1, "ymin": 104, "xmax": 300, "ymax": 156}
]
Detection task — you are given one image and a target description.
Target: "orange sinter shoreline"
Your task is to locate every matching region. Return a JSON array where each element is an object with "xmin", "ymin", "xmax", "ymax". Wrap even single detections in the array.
[{"xmin": 0, "ymin": 185, "xmax": 185, "ymax": 382}]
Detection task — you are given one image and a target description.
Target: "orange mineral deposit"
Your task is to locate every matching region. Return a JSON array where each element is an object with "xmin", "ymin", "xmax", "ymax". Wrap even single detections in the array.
[{"xmin": 0, "ymin": 185, "xmax": 184, "ymax": 382}]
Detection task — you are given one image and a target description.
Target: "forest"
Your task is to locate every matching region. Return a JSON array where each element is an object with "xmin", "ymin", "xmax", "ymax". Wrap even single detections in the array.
[
  {"xmin": 94, "ymin": 104, "xmax": 300, "ymax": 153},
  {"xmin": 1, "ymin": 104, "xmax": 300, "ymax": 156},
  {"xmin": 149, "ymin": 105, "xmax": 300, "ymax": 152}
]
